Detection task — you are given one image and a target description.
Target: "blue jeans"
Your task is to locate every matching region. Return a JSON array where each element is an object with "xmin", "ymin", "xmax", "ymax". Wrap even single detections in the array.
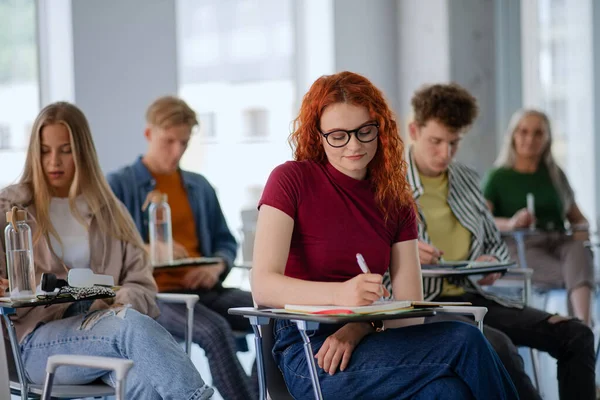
[
  {"xmin": 273, "ymin": 320, "xmax": 518, "ymax": 400},
  {"xmin": 20, "ymin": 307, "xmax": 214, "ymax": 400}
]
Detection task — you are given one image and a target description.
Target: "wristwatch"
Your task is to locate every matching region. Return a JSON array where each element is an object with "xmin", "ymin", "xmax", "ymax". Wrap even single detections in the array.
[{"xmin": 370, "ymin": 320, "xmax": 385, "ymax": 333}]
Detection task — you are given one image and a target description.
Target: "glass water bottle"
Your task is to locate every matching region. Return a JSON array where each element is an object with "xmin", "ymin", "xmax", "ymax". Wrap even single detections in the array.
[
  {"xmin": 143, "ymin": 191, "xmax": 173, "ymax": 265},
  {"xmin": 5, "ymin": 207, "xmax": 36, "ymax": 300}
]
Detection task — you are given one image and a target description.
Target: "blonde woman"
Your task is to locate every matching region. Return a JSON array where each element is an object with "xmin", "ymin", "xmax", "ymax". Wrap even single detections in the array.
[
  {"xmin": 483, "ymin": 109, "xmax": 594, "ymax": 325},
  {"xmin": 0, "ymin": 102, "xmax": 213, "ymax": 399}
]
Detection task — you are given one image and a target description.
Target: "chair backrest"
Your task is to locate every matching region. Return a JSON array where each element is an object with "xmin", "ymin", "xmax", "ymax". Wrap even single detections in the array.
[
  {"xmin": 0, "ymin": 322, "xmax": 11, "ymax": 398},
  {"xmin": 261, "ymin": 320, "xmax": 293, "ymax": 400},
  {"xmin": 240, "ymin": 208, "xmax": 259, "ymax": 263},
  {"xmin": 1, "ymin": 318, "xmax": 20, "ymax": 383}
]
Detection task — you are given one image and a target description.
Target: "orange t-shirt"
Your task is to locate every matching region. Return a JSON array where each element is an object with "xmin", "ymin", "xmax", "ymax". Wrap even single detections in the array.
[{"xmin": 151, "ymin": 170, "xmax": 200, "ymax": 291}]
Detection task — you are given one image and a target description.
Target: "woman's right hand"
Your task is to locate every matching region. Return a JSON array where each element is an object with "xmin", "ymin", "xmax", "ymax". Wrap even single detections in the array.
[
  {"xmin": 333, "ymin": 274, "xmax": 388, "ymax": 306},
  {"xmin": 509, "ymin": 208, "xmax": 535, "ymax": 229}
]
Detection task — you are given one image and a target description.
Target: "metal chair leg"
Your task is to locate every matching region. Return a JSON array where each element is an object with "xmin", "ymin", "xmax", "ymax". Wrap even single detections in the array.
[
  {"xmin": 529, "ymin": 348, "xmax": 541, "ymax": 390},
  {"xmin": 294, "ymin": 320, "xmax": 323, "ymax": 400},
  {"xmin": 41, "ymin": 372, "xmax": 54, "ymax": 400},
  {"xmin": 2, "ymin": 314, "xmax": 28, "ymax": 400},
  {"xmin": 186, "ymin": 303, "xmax": 194, "ymax": 356},
  {"xmin": 115, "ymin": 378, "xmax": 126, "ymax": 400},
  {"xmin": 251, "ymin": 323, "xmax": 266, "ymax": 400}
]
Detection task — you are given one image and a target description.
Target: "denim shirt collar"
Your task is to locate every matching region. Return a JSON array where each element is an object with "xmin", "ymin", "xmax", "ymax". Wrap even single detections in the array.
[{"xmin": 132, "ymin": 156, "xmax": 196, "ymax": 190}]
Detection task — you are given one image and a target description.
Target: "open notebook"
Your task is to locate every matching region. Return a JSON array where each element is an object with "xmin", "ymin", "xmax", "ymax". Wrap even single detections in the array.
[{"xmin": 282, "ymin": 300, "xmax": 471, "ymax": 315}]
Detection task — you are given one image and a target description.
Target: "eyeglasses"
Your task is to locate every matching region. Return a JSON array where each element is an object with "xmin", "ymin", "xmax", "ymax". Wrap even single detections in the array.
[{"xmin": 320, "ymin": 122, "xmax": 379, "ymax": 148}]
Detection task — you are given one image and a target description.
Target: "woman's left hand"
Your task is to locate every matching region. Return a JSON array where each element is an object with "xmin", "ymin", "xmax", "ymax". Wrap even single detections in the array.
[
  {"xmin": 315, "ymin": 322, "xmax": 372, "ymax": 375},
  {"xmin": 0, "ymin": 278, "xmax": 8, "ymax": 295}
]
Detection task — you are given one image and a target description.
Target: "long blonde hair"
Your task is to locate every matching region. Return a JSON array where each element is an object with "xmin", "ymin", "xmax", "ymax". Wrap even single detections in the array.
[
  {"xmin": 495, "ymin": 109, "xmax": 572, "ymax": 212},
  {"xmin": 21, "ymin": 102, "xmax": 145, "ymax": 249}
]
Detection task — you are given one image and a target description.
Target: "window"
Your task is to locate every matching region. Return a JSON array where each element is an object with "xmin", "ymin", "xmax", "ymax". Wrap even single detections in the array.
[
  {"xmin": 0, "ymin": 124, "xmax": 10, "ymax": 150},
  {"xmin": 242, "ymin": 108, "xmax": 269, "ymax": 139},
  {"xmin": 522, "ymin": 0, "xmax": 595, "ymax": 222},
  {"xmin": 197, "ymin": 112, "xmax": 217, "ymax": 140},
  {"xmin": 177, "ymin": 0, "xmax": 296, "ymax": 256},
  {"xmin": 0, "ymin": 0, "xmax": 39, "ymax": 186}
]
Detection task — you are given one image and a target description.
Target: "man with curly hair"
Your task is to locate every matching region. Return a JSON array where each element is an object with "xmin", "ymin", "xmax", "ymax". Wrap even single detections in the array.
[{"xmin": 385, "ymin": 83, "xmax": 595, "ymax": 400}]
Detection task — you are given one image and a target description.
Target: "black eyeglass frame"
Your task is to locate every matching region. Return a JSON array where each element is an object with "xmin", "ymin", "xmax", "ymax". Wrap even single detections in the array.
[{"xmin": 319, "ymin": 122, "xmax": 380, "ymax": 148}]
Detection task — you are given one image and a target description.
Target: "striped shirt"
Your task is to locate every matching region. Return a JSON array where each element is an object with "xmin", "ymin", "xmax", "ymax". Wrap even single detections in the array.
[{"xmin": 384, "ymin": 149, "xmax": 521, "ymax": 308}]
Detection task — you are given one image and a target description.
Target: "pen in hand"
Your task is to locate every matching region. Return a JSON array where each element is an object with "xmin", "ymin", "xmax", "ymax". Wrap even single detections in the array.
[{"xmin": 356, "ymin": 253, "xmax": 384, "ymax": 302}]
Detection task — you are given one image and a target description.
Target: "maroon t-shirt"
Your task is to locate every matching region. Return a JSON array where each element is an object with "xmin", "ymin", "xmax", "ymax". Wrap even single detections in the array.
[{"xmin": 258, "ymin": 160, "xmax": 417, "ymax": 282}]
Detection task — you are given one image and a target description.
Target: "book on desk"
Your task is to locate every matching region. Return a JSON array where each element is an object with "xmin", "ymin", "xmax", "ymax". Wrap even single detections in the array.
[{"xmin": 270, "ymin": 300, "xmax": 471, "ymax": 316}]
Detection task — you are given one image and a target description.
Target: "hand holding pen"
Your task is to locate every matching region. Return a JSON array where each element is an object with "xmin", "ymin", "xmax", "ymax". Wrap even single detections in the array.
[
  {"xmin": 332, "ymin": 254, "xmax": 388, "ymax": 306},
  {"xmin": 356, "ymin": 253, "xmax": 387, "ymax": 302}
]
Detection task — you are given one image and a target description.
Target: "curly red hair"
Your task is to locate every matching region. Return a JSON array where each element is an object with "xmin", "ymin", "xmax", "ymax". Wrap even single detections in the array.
[{"xmin": 289, "ymin": 71, "xmax": 414, "ymax": 220}]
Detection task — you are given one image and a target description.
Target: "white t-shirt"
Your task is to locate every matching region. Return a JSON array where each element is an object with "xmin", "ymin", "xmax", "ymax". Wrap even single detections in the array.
[{"xmin": 49, "ymin": 197, "xmax": 91, "ymax": 269}]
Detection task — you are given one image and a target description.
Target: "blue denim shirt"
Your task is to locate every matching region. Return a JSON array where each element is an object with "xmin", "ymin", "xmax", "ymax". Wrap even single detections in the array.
[{"xmin": 107, "ymin": 156, "xmax": 238, "ymax": 279}]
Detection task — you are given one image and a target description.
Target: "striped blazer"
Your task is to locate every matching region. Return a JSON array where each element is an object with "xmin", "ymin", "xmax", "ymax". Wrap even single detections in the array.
[{"xmin": 384, "ymin": 149, "xmax": 520, "ymax": 308}]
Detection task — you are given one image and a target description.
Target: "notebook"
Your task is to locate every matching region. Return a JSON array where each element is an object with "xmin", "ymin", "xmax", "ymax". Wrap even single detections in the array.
[
  {"xmin": 282, "ymin": 300, "xmax": 472, "ymax": 315},
  {"xmin": 430, "ymin": 260, "xmax": 513, "ymax": 269},
  {"xmin": 153, "ymin": 257, "xmax": 223, "ymax": 269}
]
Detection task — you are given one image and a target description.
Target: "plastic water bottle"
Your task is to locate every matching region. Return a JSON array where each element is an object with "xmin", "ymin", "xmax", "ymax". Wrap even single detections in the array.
[
  {"xmin": 143, "ymin": 191, "xmax": 173, "ymax": 266},
  {"xmin": 5, "ymin": 207, "xmax": 36, "ymax": 300},
  {"xmin": 526, "ymin": 193, "xmax": 535, "ymax": 231}
]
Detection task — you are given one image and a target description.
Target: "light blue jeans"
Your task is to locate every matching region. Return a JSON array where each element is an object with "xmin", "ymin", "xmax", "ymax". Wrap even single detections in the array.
[{"xmin": 20, "ymin": 307, "xmax": 214, "ymax": 400}]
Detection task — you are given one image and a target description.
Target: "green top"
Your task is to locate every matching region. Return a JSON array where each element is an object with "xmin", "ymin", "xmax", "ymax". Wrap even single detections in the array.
[{"xmin": 482, "ymin": 164, "xmax": 565, "ymax": 231}]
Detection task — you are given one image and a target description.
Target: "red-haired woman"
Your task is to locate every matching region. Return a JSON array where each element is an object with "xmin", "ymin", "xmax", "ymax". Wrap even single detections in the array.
[{"xmin": 251, "ymin": 72, "xmax": 517, "ymax": 399}]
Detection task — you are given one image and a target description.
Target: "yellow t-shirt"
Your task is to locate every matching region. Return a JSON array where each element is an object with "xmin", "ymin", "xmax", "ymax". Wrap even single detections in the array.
[{"xmin": 419, "ymin": 172, "xmax": 471, "ymax": 296}]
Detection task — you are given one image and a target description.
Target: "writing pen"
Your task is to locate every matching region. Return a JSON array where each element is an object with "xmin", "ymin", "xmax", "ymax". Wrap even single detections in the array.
[{"xmin": 356, "ymin": 253, "xmax": 384, "ymax": 301}]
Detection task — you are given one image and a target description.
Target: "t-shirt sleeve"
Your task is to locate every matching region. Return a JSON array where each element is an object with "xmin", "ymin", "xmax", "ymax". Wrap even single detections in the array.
[
  {"xmin": 258, "ymin": 162, "xmax": 303, "ymax": 219},
  {"xmin": 557, "ymin": 167, "xmax": 575, "ymax": 213},
  {"xmin": 481, "ymin": 169, "xmax": 499, "ymax": 211},
  {"xmin": 395, "ymin": 205, "xmax": 418, "ymax": 243}
]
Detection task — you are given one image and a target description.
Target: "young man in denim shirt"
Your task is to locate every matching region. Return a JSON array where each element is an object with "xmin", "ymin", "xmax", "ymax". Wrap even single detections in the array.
[{"xmin": 108, "ymin": 96, "xmax": 256, "ymax": 400}]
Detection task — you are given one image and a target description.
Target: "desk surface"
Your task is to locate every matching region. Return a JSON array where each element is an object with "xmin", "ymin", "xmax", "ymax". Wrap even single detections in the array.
[
  {"xmin": 153, "ymin": 257, "xmax": 222, "ymax": 269},
  {"xmin": 0, "ymin": 293, "xmax": 114, "ymax": 310},
  {"xmin": 500, "ymin": 229, "xmax": 545, "ymax": 238},
  {"xmin": 421, "ymin": 262, "xmax": 515, "ymax": 277},
  {"xmin": 228, "ymin": 307, "xmax": 435, "ymax": 324}
]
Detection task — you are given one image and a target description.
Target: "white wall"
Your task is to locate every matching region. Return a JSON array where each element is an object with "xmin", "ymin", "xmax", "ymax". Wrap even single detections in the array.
[
  {"xmin": 70, "ymin": 0, "xmax": 178, "ymax": 173},
  {"xmin": 397, "ymin": 0, "xmax": 499, "ymax": 174},
  {"xmin": 333, "ymin": 0, "xmax": 400, "ymax": 113},
  {"xmin": 397, "ymin": 0, "xmax": 450, "ymax": 131}
]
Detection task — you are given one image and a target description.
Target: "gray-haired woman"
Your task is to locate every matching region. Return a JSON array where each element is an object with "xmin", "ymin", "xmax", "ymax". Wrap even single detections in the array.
[{"xmin": 483, "ymin": 109, "xmax": 594, "ymax": 325}]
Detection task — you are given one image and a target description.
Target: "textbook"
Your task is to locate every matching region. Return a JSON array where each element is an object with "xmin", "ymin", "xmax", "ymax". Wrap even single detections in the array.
[{"xmin": 282, "ymin": 300, "xmax": 471, "ymax": 315}]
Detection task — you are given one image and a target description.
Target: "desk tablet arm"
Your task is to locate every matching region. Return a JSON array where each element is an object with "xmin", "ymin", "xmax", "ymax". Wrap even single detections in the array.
[
  {"xmin": 434, "ymin": 306, "xmax": 488, "ymax": 332},
  {"xmin": 42, "ymin": 355, "xmax": 133, "ymax": 400},
  {"xmin": 156, "ymin": 293, "xmax": 200, "ymax": 356},
  {"xmin": 502, "ymin": 267, "xmax": 533, "ymax": 306}
]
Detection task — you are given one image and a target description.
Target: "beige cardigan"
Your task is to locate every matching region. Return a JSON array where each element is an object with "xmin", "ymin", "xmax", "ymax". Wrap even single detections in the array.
[{"xmin": 0, "ymin": 183, "xmax": 159, "ymax": 342}]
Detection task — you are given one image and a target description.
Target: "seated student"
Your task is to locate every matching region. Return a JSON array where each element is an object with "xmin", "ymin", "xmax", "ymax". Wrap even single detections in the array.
[
  {"xmin": 483, "ymin": 109, "xmax": 594, "ymax": 326},
  {"xmin": 252, "ymin": 71, "xmax": 518, "ymax": 399},
  {"xmin": 107, "ymin": 96, "xmax": 255, "ymax": 400},
  {"xmin": 392, "ymin": 83, "xmax": 595, "ymax": 400},
  {"xmin": 0, "ymin": 102, "xmax": 213, "ymax": 399}
]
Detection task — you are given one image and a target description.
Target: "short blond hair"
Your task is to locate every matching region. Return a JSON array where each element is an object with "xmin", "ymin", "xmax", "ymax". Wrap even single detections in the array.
[{"xmin": 145, "ymin": 96, "xmax": 198, "ymax": 129}]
